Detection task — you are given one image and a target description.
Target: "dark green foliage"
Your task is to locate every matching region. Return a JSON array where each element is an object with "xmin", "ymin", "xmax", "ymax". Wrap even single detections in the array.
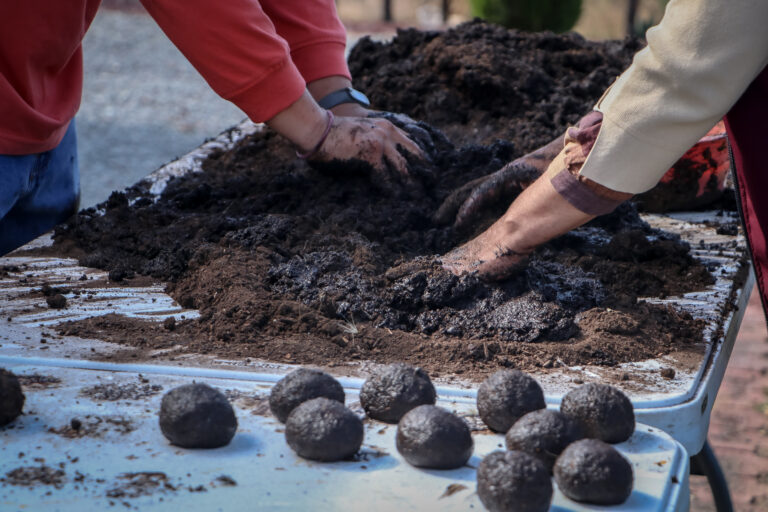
[{"xmin": 471, "ymin": 0, "xmax": 582, "ymax": 33}]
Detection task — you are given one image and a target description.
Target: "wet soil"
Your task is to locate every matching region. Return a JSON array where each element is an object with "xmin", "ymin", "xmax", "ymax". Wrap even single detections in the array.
[{"xmin": 52, "ymin": 22, "xmax": 713, "ymax": 379}]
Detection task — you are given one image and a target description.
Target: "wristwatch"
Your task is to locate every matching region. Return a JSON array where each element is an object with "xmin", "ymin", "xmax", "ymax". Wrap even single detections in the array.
[{"xmin": 317, "ymin": 87, "xmax": 371, "ymax": 109}]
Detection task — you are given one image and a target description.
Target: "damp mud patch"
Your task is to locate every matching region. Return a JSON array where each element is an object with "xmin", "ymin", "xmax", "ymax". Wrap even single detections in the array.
[{"xmin": 52, "ymin": 22, "xmax": 711, "ymax": 379}]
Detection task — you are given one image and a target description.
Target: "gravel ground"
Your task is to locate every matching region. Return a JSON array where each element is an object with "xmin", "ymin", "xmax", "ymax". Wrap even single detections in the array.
[{"xmin": 78, "ymin": 7, "xmax": 245, "ymax": 207}]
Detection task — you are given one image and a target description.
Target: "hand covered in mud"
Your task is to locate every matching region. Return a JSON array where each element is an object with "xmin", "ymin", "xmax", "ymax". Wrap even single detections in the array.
[
  {"xmin": 434, "ymin": 134, "xmax": 564, "ymax": 229},
  {"xmin": 441, "ymin": 165, "xmax": 595, "ymax": 281},
  {"xmin": 310, "ymin": 115, "xmax": 425, "ymax": 191}
]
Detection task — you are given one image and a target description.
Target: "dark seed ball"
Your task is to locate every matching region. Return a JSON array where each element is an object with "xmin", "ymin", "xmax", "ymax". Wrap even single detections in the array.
[
  {"xmin": 560, "ymin": 383, "xmax": 635, "ymax": 443},
  {"xmin": 159, "ymin": 383, "xmax": 237, "ymax": 448},
  {"xmin": 396, "ymin": 405, "xmax": 473, "ymax": 469},
  {"xmin": 505, "ymin": 409, "xmax": 584, "ymax": 473},
  {"xmin": 0, "ymin": 369, "xmax": 25, "ymax": 426},
  {"xmin": 477, "ymin": 370, "xmax": 545, "ymax": 433},
  {"xmin": 360, "ymin": 363, "xmax": 436, "ymax": 423},
  {"xmin": 477, "ymin": 450, "xmax": 553, "ymax": 512},
  {"xmin": 269, "ymin": 369, "xmax": 345, "ymax": 423},
  {"xmin": 554, "ymin": 439, "xmax": 633, "ymax": 505},
  {"xmin": 285, "ymin": 397, "xmax": 363, "ymax": 462}
]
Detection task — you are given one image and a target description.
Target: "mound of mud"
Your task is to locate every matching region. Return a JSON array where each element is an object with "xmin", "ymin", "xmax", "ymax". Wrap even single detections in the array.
[
  {"xmin": 53, "ymin": 22, "xmax": 710, "ymax": 378},
  {"xmin": 350, "ymin": 20, "xmax": 643, "ymax": 148}
]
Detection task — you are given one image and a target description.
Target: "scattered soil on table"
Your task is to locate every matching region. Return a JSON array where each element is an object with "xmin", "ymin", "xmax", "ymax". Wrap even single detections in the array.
[
  {"xmin": 16, "ymin": 374, "xmax": 62, "ymax": 389},
  {"xmin": 106, "ymin": 472, "xmax": 177, "ymax": 499},
  {"xmin": 53, "ymin": 22, "xmax": 714, "ymax": 379},
  {"xmin": 1, "ymin": 465, "xmax": 66, "ymax": 489},
  {"xmin": 49, "ymin": 415, "xmax": 136, "ymax": 438},
  {"xmin": 79, "ymin": 382, "xmax": 162, "ymax": 401}
]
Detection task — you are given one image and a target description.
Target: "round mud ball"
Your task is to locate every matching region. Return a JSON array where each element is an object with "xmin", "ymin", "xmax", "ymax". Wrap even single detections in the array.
[
  {"xmin": 285, "ymin": 397, "xmax": 363, "ymax": 462},
  {"xmin": 476, "ymin": 370, "xmax": 546, "ymax": 433},
  {"xmin": 396, "ymin": 405, "xmax": 473, "ymax": 469},
  {"xmin": 360, "ymin": 363, "xmax": 437, "ymax": 423},
  {"xmin": 477, "ymin": 450, "xmax": 553, "ymax": 512},
  {"xmin": 269, "ymin": 368, "xmax": 345, "ymax": 423},
  {"xmin": 159, "ymin": 383, "xmax": 237, "ymax": 448},
  {"xmin": 505, "ymin": 408, "xmax": 584, "ymax": 473},
  {"xmin": 554, "ymin": 438, "xmax": 633, "ymax": 505},
  {"xmin": 560, "ymin": 383, "xmax": 635, "ymax": 443},
  {"xmin": 0, "ymin": 369, "xmax": 25, "ymax": 426}
]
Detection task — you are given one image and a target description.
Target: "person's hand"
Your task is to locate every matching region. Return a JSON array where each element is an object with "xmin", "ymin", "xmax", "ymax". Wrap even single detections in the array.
[
  {"xmin": 310, "ymin": 114, "xmax": 425, "ymax": 189},
  {"xmin": 440, "ymin": 164, "xmax": 595, "ymax": 281},
  {"xmin": 434, "ymin": 135, "xmax": 564, "ymax": 228},
  {"xmin": 266, "ymin": 91, "xmax": 424, "ymax": 191}
]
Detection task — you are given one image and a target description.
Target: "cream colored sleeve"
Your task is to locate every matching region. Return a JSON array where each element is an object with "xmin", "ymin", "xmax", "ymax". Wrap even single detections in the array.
[{"xmin": 579, "ymin": 0, "xmax": 768, "ymax": 193}]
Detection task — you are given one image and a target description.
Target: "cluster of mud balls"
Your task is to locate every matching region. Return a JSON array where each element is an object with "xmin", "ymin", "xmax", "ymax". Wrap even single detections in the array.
[
  {"xmin": 475, "ymin": 370, "xmax": 635, "ymax": 511},
  {"xmin": 267, "ymin": 364, "xmax": 469, "ymax": 466}
]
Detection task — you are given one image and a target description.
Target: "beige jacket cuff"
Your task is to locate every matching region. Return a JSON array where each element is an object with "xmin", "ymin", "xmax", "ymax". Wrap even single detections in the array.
[{"xmin": 579, "ymin": 0, "xmax": 768, "ymax": 194}]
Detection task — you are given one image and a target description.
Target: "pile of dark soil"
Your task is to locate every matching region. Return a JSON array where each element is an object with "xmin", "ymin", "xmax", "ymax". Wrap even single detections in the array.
[
  {"xmin": 52, "ymin": 21, "xmax": 712, "ymax": 378},
  {"xmin": 350, "ymin": 20, "xmax": 643, "ymax": 148}
]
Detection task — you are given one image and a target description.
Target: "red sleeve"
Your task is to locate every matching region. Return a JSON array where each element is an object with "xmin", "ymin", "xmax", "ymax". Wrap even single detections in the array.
[
  {"xmin": 260, "ymin": 0, "xmax": 351, "ymax": 84},
  {"xmin": 139, "ymin": 0, "xmax": 306, "ymax": 122}
]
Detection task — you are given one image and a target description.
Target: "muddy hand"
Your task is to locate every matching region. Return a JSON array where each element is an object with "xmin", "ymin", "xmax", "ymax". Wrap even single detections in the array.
[
  {"xmin": 436, "ymin": 135, "xmax": 564, "ymax": 229},
  {"xmin": 367, "ymin": 111, "xmax": 448, "ymax": 157},
  {"xmin": 311, "ymin": 115, "xmax": 425, "ymax": 190},
  {"xmin": 440, "ymin": 220, "xmax": 531, "ymax": 281}
]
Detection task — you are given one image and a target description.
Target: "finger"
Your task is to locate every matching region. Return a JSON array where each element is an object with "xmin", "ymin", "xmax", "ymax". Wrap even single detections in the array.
[
  {"xmin": 475, "ymin": 253, "xmax": 529, "ymax": 281},
  {"xmin": 454, "ymin": 164, "xmax": 539, "ymax": 229},
  {"xmin": 391, "ymin": 125, "xmax": 424, "ymax": 159},
  {"xmin": 383, "ymin": 144, "xmax": 412, "ymax": 178},
  {"xmin": 433, "ymin": 176, "xmax": 489, "ymax": 225},
  {"xmin": 455, "ymin": 174, "xmax": 508, "ymax": 229}
]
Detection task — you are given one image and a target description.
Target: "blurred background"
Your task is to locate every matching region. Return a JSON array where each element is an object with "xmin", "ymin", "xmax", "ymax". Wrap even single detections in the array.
[{"xmin": 80, "ymin": 0, "xmax": 670, "ymax": 208}]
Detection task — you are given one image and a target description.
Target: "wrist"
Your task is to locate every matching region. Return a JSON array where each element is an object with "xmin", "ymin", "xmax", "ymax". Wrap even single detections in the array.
[
  {"xmin": 266, "ymin": 91, "xmax": 329, "ymax": 153},
  {"xmin": 307, "ymin": 76, "xmax": 352, "ymax": 103}
]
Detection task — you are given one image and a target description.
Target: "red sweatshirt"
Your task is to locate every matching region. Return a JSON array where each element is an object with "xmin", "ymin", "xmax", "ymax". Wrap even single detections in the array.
[{"xmin": 0, "ymin": 0, "xmax": 350, "ymax": 155}]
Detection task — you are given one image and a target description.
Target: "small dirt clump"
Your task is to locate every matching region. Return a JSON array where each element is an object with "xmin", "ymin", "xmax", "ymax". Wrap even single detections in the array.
[
  {"xmin": 360, "ymin": 363, "xmax": 436, "ymax": 423},
  {"xmin": 560, "ymin": 383, "xmax": 635, "ymax": 443},
  {"xmin": 396, "ymin": 404, "xmax": 473, "ymax": 469},
  {"xmin": 0, "ymin": 368, "xmax": 25, "ymax": 426},
  {"xmin": 476, "ymin": 450, "xmax": 552, "ymax": 512},
  {"xmin": 269, "ymin": 369, "xmax": 345, "ymax": 423},
  {"xmin": 46, "ymin": 293, "xmax": 67, "ymax": 309},
  {"xmin": 554, "ymin": 439, "xmax": 633, "ymax": 505},
  {"xmin": 477, "ymin": 370, "xmax": 545, "ymax": 433},
  {"xmin": 285, "ymin": 397, "xmax": 363, "ymax": 461},
  {"xmin": 505, "ymin": 409, "xmax": 583, "ymax": 472},
  {"xmin": 159, "ymin": 383, "xmax": 237, "ymax": 448}
]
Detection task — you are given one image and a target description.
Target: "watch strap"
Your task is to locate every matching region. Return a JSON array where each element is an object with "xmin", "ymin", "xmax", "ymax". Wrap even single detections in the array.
[{"xmin": 318, "ymin": 87, "xmax": 370, "ymax": 109}]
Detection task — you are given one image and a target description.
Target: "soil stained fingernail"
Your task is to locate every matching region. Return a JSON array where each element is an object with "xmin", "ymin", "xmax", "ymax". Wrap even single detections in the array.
[
  {"xmin": 560, "ymin": 382, "xmax": 635, "ymax": 443},
  {"xmin": 269, "ymin": 368, "xmax": 345, "ymax": 423},
  {"xmin": 159, "ymin": 383, "xmax": 237, "ymax": 448},
  {"xmin": 360, "ymin": 363, "xmax": 436, "ymax": 423},
  {"xmin": 396, "ymin": 405, "xmax": 473, "ymax": 469},
  {"xmin": 554, "ymin": 439, "xmax": 633, "ymax": 505},
  {"xmin": 0, "ymin": 369, "xmax": 25, "ymax": 426},
  {"xmin": 285, "ymin": 397, "xmax": 363, "ymax": 462},
  {"xmin": 477, "ymin": 370, "xmax": 545, "ymax": 433},
  {"xmin": 476, "ymin": 450, "xmax": 552, "ymax": 512},
  {"xmin": 505, "ymin": 409, "xmax": 583, "ymax": 473}
]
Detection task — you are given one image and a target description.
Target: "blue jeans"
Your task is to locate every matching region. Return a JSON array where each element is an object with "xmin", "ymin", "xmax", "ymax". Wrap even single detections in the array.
[{"xmin": 0, "ymin": 120, "xmax": 80, "ymax": 256}]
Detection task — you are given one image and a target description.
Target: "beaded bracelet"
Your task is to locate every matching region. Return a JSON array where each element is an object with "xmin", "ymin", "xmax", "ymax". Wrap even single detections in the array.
[{"xmin": 296, "ymin": 110, "xmax": 334, "ymax": 160}]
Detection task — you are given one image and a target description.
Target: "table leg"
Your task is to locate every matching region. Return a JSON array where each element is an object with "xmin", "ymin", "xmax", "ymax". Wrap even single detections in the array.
[{"xmin": 690, "ymin": 440, "xmax": 733, "ymax": 512}]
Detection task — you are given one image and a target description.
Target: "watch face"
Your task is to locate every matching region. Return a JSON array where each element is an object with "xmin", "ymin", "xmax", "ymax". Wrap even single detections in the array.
[{"xmin": 348, "ymin": 88, "xmax": 371, "ymax": 107}]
